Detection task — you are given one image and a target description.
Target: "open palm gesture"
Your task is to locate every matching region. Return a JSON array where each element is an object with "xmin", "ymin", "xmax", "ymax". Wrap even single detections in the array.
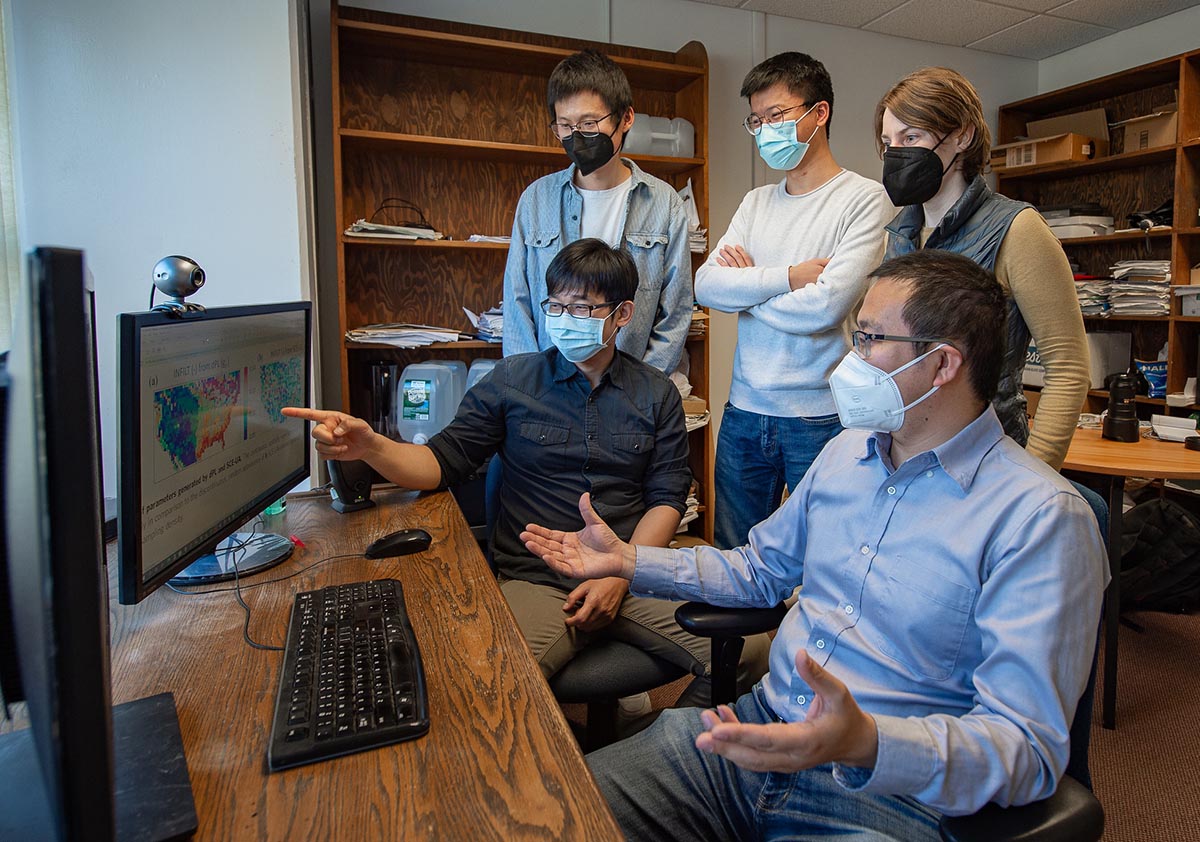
[{"xmin": 521, "ymin": 493, "xmax": 635, "ymax": 581}]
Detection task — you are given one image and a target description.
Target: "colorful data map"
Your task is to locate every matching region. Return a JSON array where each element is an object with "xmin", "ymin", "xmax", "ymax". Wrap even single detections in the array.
[
  {"xmin": 260, "ymin": 357, "xmax": 303, "ymax": 423},
  {"xmin": 155, "ymin": 371, "xmax": 242, "ymax": 470}
]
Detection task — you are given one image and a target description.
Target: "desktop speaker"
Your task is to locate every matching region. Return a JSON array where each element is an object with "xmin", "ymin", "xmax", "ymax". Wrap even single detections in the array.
[{"xmin": 327, "ymin": 460, "xmax": 376, "ymax": 514}]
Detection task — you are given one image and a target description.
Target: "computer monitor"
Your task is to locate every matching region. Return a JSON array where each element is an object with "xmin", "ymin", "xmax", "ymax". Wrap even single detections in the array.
[
  {"xmin": 0, "ymin": 247, "xmax": 196, "ymax": 840},
  {"xmin": 117, "ymin": 301, "xmax": 312, "ymax": 604}
]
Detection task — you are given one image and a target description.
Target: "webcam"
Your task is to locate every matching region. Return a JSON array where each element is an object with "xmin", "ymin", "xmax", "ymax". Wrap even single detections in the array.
[{"xmin": 152, "ymin": 255, "xmax": 206, "ymax": 315}]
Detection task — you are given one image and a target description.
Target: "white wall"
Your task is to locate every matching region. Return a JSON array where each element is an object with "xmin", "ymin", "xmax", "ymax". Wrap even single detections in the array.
[
  {"xmin": 1038, "ymin": 5, "xmax": 1200, "ymax": 92},
  {"xmin": 9, "ymin": 0, "xmax": 306, "ymax": 498},
  {"xmin": 356, "ymin": 0, "xmax": 1037, "ymax": 431}
]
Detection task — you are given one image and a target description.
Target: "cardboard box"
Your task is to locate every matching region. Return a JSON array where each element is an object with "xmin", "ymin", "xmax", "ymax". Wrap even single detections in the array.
[
  {"xmin": 681, "ymin": 396, "xmax": 707, "ymax": 414},
  {"xmin": 1190, "ymin": 262, "xmax": 1200, "ymax": 285},
  {"xmin": 1026, "ymin": 108, "xmax": 1110, "ymax": 157},
  {"xmin": 1112, "ymin": 105, "xmax": 1178, "ymax": 151},
  {"xmin": 991, "ymin": 133, "xmax": 1099, "ymax": 171}
]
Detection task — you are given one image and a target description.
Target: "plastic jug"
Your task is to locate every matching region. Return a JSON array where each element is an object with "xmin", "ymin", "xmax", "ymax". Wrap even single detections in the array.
[
  {"xmin": 397, "ymin": 362, "xmax": 456, "ymax": 445},
  {"xmin": 624, "ymin": 113, "xmax": 695, "ymax": 158},
  {"xmin": 438, "ymin": 360, "xmax": 467, "ymax": 408},
  {"xmin": 466, "ymin": 358, "xmax": 498, "ymax": 394}
]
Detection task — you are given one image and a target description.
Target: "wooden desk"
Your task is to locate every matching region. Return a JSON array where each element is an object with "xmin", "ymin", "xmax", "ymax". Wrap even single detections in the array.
[
  {"xmin": 108, "ymin": 487, "xmax": 621, "ymax": 840},
  {"xmin": 1063, "ymin": 428, "xmax": 1200, "ymax": 730}
]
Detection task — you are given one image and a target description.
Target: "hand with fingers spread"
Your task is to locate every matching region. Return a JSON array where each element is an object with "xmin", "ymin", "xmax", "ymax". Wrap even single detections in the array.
[
  {"xmin": 562, "ymin": 577, "xmax": 629, "ymax": 631},
  {"xmin": 715, "ymin": 244, "xmax": 755, "ymax": 269},
  {"xmin": 282, "ymin": 406, "xmax": 379, "ymax": 462},
  {"xmin": 521, "ymin": 492, "xmax": 636, "ymax": 581},
  {"xmin": 694, "ymin": 650, "xmax": 878, "ymax": 773}
]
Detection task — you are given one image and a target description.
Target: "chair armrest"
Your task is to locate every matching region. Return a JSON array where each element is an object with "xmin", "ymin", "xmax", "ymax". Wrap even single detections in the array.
[
  {"xmin": 674, "ymin": 602, "xmax": 788, "ymax": 638},
  {"xmin": 938, "ymin": 776, "xmax": 1103, "ymax": 842}
]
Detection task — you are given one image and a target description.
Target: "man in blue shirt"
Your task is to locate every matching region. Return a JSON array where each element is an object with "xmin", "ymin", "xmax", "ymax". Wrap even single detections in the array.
[
  {"xmin": 521, "ymin": 249, "xmax": 1108, "ymax": 839},
  {"xmin": 503, "ymin": 50, "xmax": 692, "ymax": 375}
]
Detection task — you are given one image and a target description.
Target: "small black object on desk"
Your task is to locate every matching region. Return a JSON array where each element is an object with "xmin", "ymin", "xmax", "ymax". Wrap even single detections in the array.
[
  {"xmin": 1102, "ymin": 372, "xmax": 1140, "ymax": 443},
  {"xmin": 364, "ymin": 528, "xmax": 432, "ymax": 559},
  {"xmin": 328, "ymin": 460, "xmax": 376, "ymax": 513}
]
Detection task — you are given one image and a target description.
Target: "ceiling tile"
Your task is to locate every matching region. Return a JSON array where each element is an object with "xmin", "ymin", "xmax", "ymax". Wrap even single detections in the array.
[
  {"xmin": 992, "ymin": 0, "xmax": 1066, "ymax": 10},
  {"xmin": 1049, "ymin": 0, "xmax": 1200, "ymax": 28},
  {"xmin": 680, "ymin": 0, "xmax": 745, "ymax": 6},
  {"xmin": 863, "ymin": 0, "xmax": 1032, "ymax": 46},
  {"xmin": 741, "ymin": 0, "xmax": 907, "ymax": 27},
  {"xmin": 968, "ymin": 13, "xmax": 1115, "ymax": 58}
]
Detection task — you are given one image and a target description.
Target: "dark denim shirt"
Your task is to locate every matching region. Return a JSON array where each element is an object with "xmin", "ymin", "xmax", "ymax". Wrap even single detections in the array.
[{"xmin": 427, "ymin": 347, "xmax": 690, "ymax": 589}]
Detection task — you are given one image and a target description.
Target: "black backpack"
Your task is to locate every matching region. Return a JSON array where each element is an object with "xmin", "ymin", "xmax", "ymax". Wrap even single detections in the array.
[{"xmin": 1119, "ymin": 498, "xmax": 1200, "ymax": 614}]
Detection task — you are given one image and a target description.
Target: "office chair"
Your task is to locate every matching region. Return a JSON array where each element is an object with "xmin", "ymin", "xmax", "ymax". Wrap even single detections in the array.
[{"xmin": 939, "ymin": 481, "xmax": 1107, "ymax": 842}]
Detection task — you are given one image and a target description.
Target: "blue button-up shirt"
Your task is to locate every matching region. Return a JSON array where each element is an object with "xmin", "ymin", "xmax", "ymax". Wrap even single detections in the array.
[
  {"xmin": 632, "ymin": 407, "xmax": 1108, "ymax": 815},
  {"xmin": 502, "ymin": 159, "xmax": 693, "ymax": 374}
]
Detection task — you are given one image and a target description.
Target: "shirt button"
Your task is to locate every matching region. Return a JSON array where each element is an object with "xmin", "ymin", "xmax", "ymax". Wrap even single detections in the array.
[
  {"xmin": 633, "ymin": 443, "xmax": 640, "ymax": 451},
  {"xmin": 887, "ymin": 486, "xmax": 896, "ymax": 495},
  {"xmin": 539, "ymin": 434, "xmax": 545, "ymax": 441},
  {"xmin": 571, "ymin": 215, "xmax": 578, "ymax": 221},
  {"xmin": 860, "ymin": 545, "xmax": 869, "ymax": 555},
  {"xmin": 587, "ymin": 434, "xmax": 595, "ymax": 440},
  {"xmin": 796, "ymin": 695, "xmax": 806, "ymax": 705},
  {"xmin": 844, "ymin": 604, "xmax": 854, "ymax": 615},
  {"xmin": 815, "ymin": 639, "xmax": 826, "ymax": 649},
  {"xmin": 925, "ymin": 471, "xmax": 933, "ymax": 478}
]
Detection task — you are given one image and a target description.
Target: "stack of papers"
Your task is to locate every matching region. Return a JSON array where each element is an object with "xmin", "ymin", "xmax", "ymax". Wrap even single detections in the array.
[
  {"xmin": 345, "ymin": 219, "xmax": 444, "ymax": 240},
  {"xmin": 1109, "ymin": 260, "xmax": 1171, "ymax": 315},
  {"xmin": 676, "ymin": 483, "xmax": 701, "ymax": 533},
  {"xmin": 462, "ymin": 304, "xmax": 503, "ymax": 343},
  {"xmin": 684, "ymin": 411, "xmax": 710, "ymax": 433},
  {"xmin": 466, "ymin": 235, "xmax": 511, "ymax": 244},
  {"xmin": 345, "ymin": 323, "xmax": 468, "ymax": 347},
  {"xmin": 678, "ymin": 178, "xmax": 707, "ymax": 254},
  {"xmin": 1075, "ymin": 278, "xmax": 1111, "ymax": 316}
]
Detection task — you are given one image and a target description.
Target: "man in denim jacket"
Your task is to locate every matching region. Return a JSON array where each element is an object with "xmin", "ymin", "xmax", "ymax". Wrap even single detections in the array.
[{"xmin": 503, "ymin": 49, "xmax": 692, "ymax": 376}]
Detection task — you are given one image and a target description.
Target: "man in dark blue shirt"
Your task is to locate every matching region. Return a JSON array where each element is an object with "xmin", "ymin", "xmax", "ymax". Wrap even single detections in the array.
[{"xmin": 286, "ymin": 239, "xmax": 767, "ymax": 704}]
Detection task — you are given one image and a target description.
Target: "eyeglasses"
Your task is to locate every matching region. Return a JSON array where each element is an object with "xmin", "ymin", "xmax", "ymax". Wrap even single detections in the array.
[
  {"xmin": 852, "ymin": 331, "xmax": 942, "ymax": 360},
  {"xmin": 550, "ymin": 112, "xmax": 616, "ymax": 140},
  {"xmin": 743, "ymin": 103, "xmax": 809, "ymax": 135},
  {"xmin": 540, "ymin": 298, "xmax": 621, "ymax": 319}
]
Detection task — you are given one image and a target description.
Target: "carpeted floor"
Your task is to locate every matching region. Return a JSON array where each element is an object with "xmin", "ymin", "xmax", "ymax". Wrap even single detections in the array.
[{"xmin": 1090, "ymin": 611, "xmax": 1200, "ymax": 841}]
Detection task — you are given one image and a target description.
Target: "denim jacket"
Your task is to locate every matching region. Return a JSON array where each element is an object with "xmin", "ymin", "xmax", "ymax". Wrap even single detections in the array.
[{"xmin": 502, "ymin": 159, "xmax": 693, "ymax": 374}]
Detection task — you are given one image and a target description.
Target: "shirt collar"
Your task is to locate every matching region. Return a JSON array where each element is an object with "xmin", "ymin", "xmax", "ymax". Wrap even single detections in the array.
[
  {"xmin": 549, "ymin": 346, "xmax": 627, "ymax": 389},
  {"xmin": 884, "ymin": 174, "xmax": 991, "ymax": 246},
  {"xmin": 860, "ymin": 405, "xmax": 1006, "ymax": 492},
  {"xmin": 556, "ymin": 157, "xmax": 649, "ymax": 193}
]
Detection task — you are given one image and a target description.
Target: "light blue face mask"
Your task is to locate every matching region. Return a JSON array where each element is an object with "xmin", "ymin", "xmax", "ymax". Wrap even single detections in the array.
[
  {"xmin": 755, "ymin": 103, "xmax": 820, "ymax": 171},
  {"xmin": 546, "ymin": 306, "xmax": 621, "ymax": 363}
]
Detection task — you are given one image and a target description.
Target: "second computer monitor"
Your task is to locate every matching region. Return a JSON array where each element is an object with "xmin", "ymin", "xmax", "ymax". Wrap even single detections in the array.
[{"xmin": 117, "ymin": 302, "xmax": 312, "ymax": 604}]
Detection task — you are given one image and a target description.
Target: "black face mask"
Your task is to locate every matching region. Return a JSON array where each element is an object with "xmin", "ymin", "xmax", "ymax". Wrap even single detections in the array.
[
  {"xmin": 881, "ymin": 134, "xmax": 956, "ymax": 207},
  {"xmin": 561, "ymin": 126, "xmax": 619, "ymax": 176}
]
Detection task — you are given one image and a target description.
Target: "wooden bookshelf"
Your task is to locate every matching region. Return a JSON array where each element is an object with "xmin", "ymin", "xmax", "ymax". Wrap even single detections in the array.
[
  {"xmin": 998, "ymin": 47, "xmax": 1200, "ymax": 420},
  {"xmin": 329, "ymin": 6, "xmax": 715, "ymax": 540}
]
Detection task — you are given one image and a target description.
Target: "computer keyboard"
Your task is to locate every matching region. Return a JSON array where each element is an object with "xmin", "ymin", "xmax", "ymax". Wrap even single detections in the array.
[{"xmin": 268, "ymin": 578, "xmax": 430, "ymax": 771}]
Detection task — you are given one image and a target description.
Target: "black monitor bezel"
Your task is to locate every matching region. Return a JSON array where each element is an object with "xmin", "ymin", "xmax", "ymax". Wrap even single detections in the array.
[{"xmin": 116, "ymin": 302, "xmax": 312, "ymax": 605}]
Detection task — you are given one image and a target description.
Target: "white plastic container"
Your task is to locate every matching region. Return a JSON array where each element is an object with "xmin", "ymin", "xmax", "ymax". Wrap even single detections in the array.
[
  {"xmin": 466, "ymin": 358, "xmax": 498, "ymax": 393},
  {"xmin": 397, "ymin": 362, "xmax": 457, "ymax": 444},
  {"xmin": 438, "ymin": 360, "xmax": 467, "ymax": 408},
  {"xmin": 624, "ymin": 113, "xmax": 695, "ymax": 158}
]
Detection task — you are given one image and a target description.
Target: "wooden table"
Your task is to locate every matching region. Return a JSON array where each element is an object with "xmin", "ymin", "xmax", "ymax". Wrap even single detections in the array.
[
  {"xmin": 1063, "ymin": 428, "xmax": 1200, "ymax": 729},
  {"xmin": 107, "ymin": 487, "xmax": 621, "ymax": 841}
]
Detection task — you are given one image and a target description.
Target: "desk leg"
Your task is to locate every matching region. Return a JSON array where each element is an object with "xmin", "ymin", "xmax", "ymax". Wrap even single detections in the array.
[{"xmin": 1102, "ymin": 475, "xmax": 1124, "ymax": 730}]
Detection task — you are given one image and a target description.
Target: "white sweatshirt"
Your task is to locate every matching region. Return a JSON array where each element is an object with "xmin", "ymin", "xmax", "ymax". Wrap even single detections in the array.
[{"xmin": 696, "ymin": 170, "xmax": 892, "ymax": 417}]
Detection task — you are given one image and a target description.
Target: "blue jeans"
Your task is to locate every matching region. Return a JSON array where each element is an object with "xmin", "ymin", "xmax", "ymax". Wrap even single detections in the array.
[
  {"xmin": 588, "ymin": 685, "xmax": 941, "ymax": 841},
  {"xmin": 714, "ymin": 404, "xmax": 843, "ymax": 549}
]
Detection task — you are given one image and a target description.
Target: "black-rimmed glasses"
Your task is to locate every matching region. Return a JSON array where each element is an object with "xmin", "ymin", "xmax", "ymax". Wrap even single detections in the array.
[
  {"xmin": 540, "ymin": 299, "xmax": 621, "ymax": 319},
  {"xmin": 549, "ymin": 112, "xmax": 616, "ymax": 140},
  {"xmin": 743, "ymin": 103, "xmax": 809, "ymax": 135},
  {"xmin": 852, "ymin": 331, "xmax": 942, "ymax": 359}
]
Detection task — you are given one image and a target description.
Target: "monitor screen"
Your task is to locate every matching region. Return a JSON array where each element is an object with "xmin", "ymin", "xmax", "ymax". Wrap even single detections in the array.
[
  {"xmin": 117, "ymin": 303, "xmax": 312, "ymax": 604},
  {"xmin": 0, "ymin": 247, "xmax": 114, "ymax": 838}
]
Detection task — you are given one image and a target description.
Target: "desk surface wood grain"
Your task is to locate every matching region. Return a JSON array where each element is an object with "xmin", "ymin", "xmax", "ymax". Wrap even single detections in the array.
[
  {"xmin": 1063, "ymin": 427, "xmax": 1200, "ymax": 479},
  {"xmin": 107, "ymin": 487, "xmax": 621, "ymax": 841}
]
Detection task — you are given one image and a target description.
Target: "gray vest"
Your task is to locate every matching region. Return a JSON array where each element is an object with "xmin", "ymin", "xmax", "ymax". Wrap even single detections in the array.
[{"xmin": 884, "ymin": 176, "xmax": 1033, "ymax": 445}]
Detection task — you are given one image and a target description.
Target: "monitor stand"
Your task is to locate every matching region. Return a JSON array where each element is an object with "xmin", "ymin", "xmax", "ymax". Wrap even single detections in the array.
[
  {"xmin": 0, "ymin": 692, "xmax": 198, "ymax": 841},
  {"xmin": 168, "ymin": 532, "xmax": 293, "ymax": 585}
]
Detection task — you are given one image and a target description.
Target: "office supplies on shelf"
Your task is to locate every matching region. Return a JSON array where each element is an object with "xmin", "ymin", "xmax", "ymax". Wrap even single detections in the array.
[
  {"xmin": 345, "ymin": 324, "xmax": 469, "ymax": 348},
  {"xmin": 268, "ymin": 579, "xmax": 430, "ymax": 771},
  {"xmin": 462, "ymin": 304, "xmax": 503, "ymax": 342},
  {"xmin": 345, "ymin": 219, "xmax": 445, "ymax": 240},
  {"xmin": 678, "ymin": 179, "xmax": 707, "ymax": 254},
  {"xmin": 466, "ymin": 234, "xmax": 511, "ymax": 244}
]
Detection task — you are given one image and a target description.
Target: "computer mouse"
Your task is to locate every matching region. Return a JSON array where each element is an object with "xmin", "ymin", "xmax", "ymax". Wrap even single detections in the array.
[{"xmin": 364, "ymin": 528, "xmax": 432, "ymax": 559}]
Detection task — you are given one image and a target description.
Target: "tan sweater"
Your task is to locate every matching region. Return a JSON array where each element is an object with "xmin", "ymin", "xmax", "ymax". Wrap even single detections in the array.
[{"xmin": 922, "ymin": 209, "xmax": 1089, "ymax": 469}]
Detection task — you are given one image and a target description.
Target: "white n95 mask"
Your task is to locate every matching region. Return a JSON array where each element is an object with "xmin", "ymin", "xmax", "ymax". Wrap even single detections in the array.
[{"xmin": 829, "ymin": 344, "xmax": 947, "ymax": 432}]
